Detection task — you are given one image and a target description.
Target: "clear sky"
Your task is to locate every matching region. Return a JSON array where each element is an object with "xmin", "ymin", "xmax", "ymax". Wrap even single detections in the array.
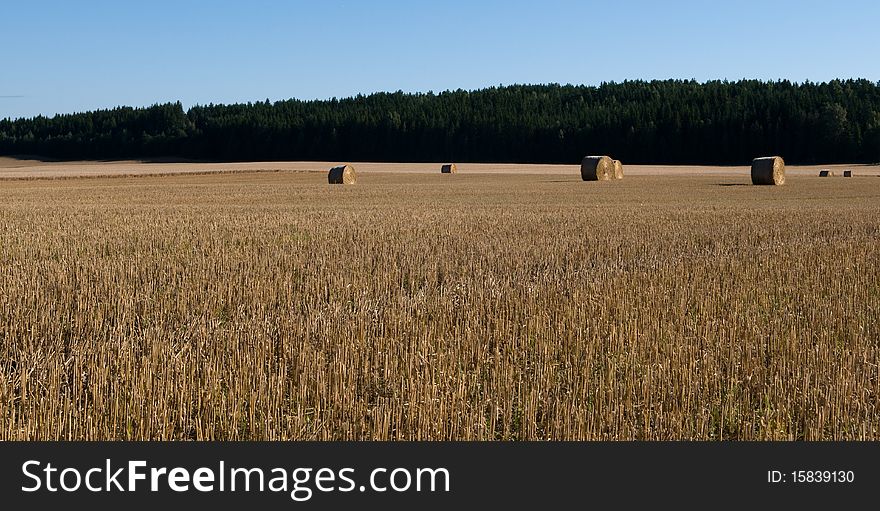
[{"xmin": 2, "ymin": 0, "xmax": 878, "ymax": 119}]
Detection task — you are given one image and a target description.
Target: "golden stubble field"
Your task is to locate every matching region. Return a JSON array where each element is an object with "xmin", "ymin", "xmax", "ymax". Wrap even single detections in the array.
[
  {"xmin": 1, "ymin": 166, "xmax": 879, "ymax": 440},
  {"xmin": 1, "ymin": 156, "xmax": 876, "ymax": 179}
]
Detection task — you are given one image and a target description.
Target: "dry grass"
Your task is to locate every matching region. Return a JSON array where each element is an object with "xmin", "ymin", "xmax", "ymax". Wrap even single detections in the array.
[
  {"xmin": 2, "ymin": 157, "xmax": 877, "ymax": 179},
  {"xmin": 1, "ymin": 170, "xmax": 879, "ymax": 440}
]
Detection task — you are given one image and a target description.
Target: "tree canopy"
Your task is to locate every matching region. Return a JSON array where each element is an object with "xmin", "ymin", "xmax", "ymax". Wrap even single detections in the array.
[{"xmin": 2, "ymin": 79, "xmax": 879, "ymax": 164}]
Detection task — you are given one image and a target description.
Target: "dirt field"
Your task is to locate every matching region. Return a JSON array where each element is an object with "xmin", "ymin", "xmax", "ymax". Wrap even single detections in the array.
[
  {"xmin": 1, "ymin": 156, "xmax": 877, "ymax": 179},
  {"xmin": 1, "ymin": 166, "xmax": 879, "ymax": 440}
]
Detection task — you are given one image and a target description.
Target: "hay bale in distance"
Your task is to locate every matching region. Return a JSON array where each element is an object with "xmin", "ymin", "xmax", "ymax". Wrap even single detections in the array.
[
  {"xmin": 843, "ymin": 170, "xmax": 853, "ymax": 177},
  {"xmin": 819, "ymin": 170, "xmax": 835, "ymax": 177},
  {"xmin": 328, "ymin": 164, "xmax": 356, "ymax": 184},
  {"xmin": 750, "ymin": 156, "xmax": 785, "ymax": 185},
  {"xmin": 581, "ymin": 155, "xmax": 613, "ymax": 181},
  {"xmin": 441, "ymin": 163, "xmax": 457, "ymax": 174},
  {"xmin": 612, "ymin": 159, "xmax": 624, "ymax": 180}
]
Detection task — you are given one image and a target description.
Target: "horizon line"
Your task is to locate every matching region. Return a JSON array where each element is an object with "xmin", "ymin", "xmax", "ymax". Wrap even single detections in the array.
[{"xmin": 4, "ymin": 77, "xmax": 880, "ymax": 121}]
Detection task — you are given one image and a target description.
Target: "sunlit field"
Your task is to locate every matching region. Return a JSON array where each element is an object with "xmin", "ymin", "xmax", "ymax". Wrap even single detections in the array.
[{"xmin": 1, "ymin": 167, "xmax": 878, "ymax": 440}]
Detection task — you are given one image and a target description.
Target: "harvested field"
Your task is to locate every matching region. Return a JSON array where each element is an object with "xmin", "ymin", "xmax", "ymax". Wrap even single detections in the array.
[
  {"xmin": 1, "ymin": 168, "xmax": 879, "ymax": 440},
  {"xmin": 1, "ymin": 157, "xmax": 877, "ymax": 180}
]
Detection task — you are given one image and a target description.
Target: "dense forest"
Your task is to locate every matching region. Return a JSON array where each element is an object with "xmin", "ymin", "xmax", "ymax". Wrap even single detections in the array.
[{"xmin": 2, "ymin": 79, "xmax": 880, "ymax": 164}]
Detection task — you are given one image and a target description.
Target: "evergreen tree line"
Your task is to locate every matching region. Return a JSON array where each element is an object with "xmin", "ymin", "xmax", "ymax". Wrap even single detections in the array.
[{"xmin": 2, "ymin": 79, "xmax": 880, "ymax": 164}]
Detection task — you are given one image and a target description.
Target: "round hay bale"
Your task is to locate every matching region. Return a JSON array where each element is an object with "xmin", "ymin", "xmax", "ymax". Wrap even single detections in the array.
[
  {"xmin": 612, "ymin": 159, "xmax": 624, "ymax": 180},
  {"xmin": 581, "ymin": 155, "xmax": 613, "ymax": 181},
  {"xmin": 843, "ymin": 170, "xmax": 853, "ymax": 177},
  {"xmin": 750, "ymin": 156, "xmax": 785, "ymax": 185},
  {"xmin": 328, "ymin": 164, "xmax": 356, "ymax": 184},
  {"xmin": 441, "ymin": 163, "xmax": 457, "ymax": 174},
  {"xmin": 819, "ymin": 170, "xmax": 835, "ymax": 177}
]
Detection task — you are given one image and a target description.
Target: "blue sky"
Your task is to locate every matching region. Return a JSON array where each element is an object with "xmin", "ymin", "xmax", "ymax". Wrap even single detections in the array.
[{"xmin": 1, "ymin": 0, "xmax": 878, "ymax": 119}]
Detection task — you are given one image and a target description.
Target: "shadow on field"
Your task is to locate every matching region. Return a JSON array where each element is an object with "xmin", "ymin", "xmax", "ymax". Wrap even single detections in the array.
[
  {"xmin": 717, "ymin": 183, "xmax": 751, "ymax": 187},
  {"xmin": 4, "ymin": 154, "xmax": 215, "ymax": 164}
]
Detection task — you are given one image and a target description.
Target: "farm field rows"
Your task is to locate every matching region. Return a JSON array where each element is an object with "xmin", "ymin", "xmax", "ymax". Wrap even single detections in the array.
[{"xmin": 1, "ymin": 169, "xmax": 879, "ymax": 440}]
